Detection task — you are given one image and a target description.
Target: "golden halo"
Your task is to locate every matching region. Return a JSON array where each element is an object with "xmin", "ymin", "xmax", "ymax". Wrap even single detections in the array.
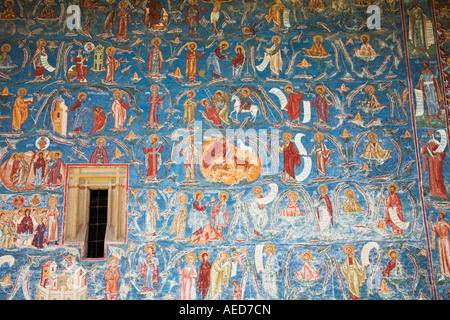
[
  {"xmin": 37, "ymin": 39, "xmax": 46, "ymax": 47},
  {"xmin": 48, "ymin": 197, "xmax": 58, "ymax": 205},
  {"xmin": 147, "ymin": 189, "xmax": 157, "ymax": 197},
  {"xmin": 149, "ymin": 134, "xmax": 159, "ymax": 143},
  {"xmin": 235, "ymin": 45, "xmax": 244, "ymax": 53},
  {"xmin": 17, "ymin": 88, "xmax": 26, "ymax": 96},
  {"xmin": 344, "ymin": 189, "xmax": 354, "ymax": 198},
  {"xmin": 284, "ymin": 85, "xmax": 294, "ymax": 92},
  {"xmin": 54, "ymin": 151, "xmax": 62, "ymax": 157},
  {"xmin": 150, "ymin": 84, "xmax": 159, "ymax": 92},
  {"xmin": 218, "ymin": 250, "xmax": 229, "ymax": 260},
  {"xmin": 243, "ymin": 27, "xmax": 251, "ymax": 34},
  {"xmin": 313, "ymin": 35, "xmax": 323, "ymax": 42},
  {"xmin": 360, "ymin": 34, "xmax": 370, "ymax": 42},
  {"xmin": 187, "ymin": 42, "xmax": 198, "ymax": 50},
  {"xmin": 1, "ymin": 44, "xmax": 11, "ymax": 52},
  {"xmin": 388, "ymin": 184, "xmax": 398, "ymax": 192},
  {"xmin": 288, "ymin": 192, "xmax": 298, "ymax": 201},
  {"xmin": 314, "ymin": 132, "xmax": 324, "ymax": 141},
  {"xmin": 152, "ymin": 37, "xmax": 161, "ymax": 46},
  {"xmin": 265, "ymin": 244, "xmax": 276, "ymax": 254},
  {"xmin": 200, "ymin": 98, "xmax": 209, "ymax": 106},
  {"xmin": 283, "ymin": 132, "xmax": 292, "ymax": 140},
  {"xmin": 10, "ymin": 152, "xmax": 18, "ymax": 159},
  {"xmin": 315, "ymin": 85, "xmax": 325, "ymax": 94},
  {"xmin": 187, "ymin": 90, "xmax": 196, "ymax": 98},
  {"xmin": 215, "ymin": 90, "xmax": 224, "ymax": 97},
  {"xmin": 301, "ymin": 251, "xmax": 312, "ymax": 261},
  {"xmin": 387, "ymin": 249, "xmax": 398, "ymax": 258},
  {"xmin": 108, "ymin": 256, "xmax": 119, "ymax": 265},
  {"xmin": 194, "ymin": 191, "xmax": 204, "ymax": 199},
  {"xmin": 219, "ymin": 41, "xmax": 229, "ymax": 49},
  {"xmin": 96, "ymin": 137, "xmax": 106, "ymax": 145},
  {"xmin": 77, "ymin": 92, "xmax": 87, "ymax": 100},
  {"xmin": 185, "ymin": 253, "xmax": 196, "ymax": 262},
  {"xmin": 343, "ymin": 244, "xmax": 354, "ymax": 254},
  {"xmin": 178, "ymin": 193, "xmax": 188, "ymax": 203},
  {"xmin": 106, "ymin": 46, "xmax": 116, "ymax": 55},
  {"xmin": 318, "ymin": 185, "xmax": 328, "ymax": 194},
  {"xmin": 113, "ymin": 90, "xmax": 122, "ymax": 98},
  {"xmin": 219, "ymin": 192, "xmax": 228, "ymax": 200},
  {"xmin": 199, "ymin": 251, "xmax": 210, "ymax": 261},
  {"xmin": 118, "ymin": 0, "xmax": 128, "ymax": 8},
  {"xmin": 272, "ymin": 35, "xmax": 281, "ymax": 43},
  {"xmin": 365, "ymin": 85, "xmax": 375, "ymax": 93},
  {"xmin": 241, "ymin": 88, "xmax": 250, "ymax": 95},
  {"xmin": 145, "ymin": 243, "xmax": 156, "ymax": 253},
  {"xmin": 253, "ymin": 186, "xmax": 262, "ymax": 195},
  {"xmin": 368, "ymin": 132, "xmax": 377, "ymax": 140}
]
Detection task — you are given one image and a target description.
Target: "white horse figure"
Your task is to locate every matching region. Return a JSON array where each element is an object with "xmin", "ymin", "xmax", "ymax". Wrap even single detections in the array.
[{"xmin": 230, "ymin": 94, "xmax": 259, "ymax": 121}]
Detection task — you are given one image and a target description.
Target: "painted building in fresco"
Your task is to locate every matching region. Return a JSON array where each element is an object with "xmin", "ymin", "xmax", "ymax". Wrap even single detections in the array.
[{"xmin": 0, "ymin": 0, "xmax": 448, "ymax": 301}]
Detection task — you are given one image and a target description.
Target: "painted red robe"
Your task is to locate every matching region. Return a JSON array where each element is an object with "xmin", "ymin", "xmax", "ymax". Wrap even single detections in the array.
[
  {"xmin": 143, "ymin": 143, "xmax": 164, "ymax": 178},
  {"xmin": 384, "ymin": 193, "xmax": 404, "ymax": 235},
  {"xmin": 286, "ymin": 91, "xmax": 303, "ymax": 122},
  {"xmin": 421, "ymin": 140, "xmax": 448, "ymax": 200},
  {"xmin": 283, "ymin": 141, "xmax": 301, "ymax": 179}
]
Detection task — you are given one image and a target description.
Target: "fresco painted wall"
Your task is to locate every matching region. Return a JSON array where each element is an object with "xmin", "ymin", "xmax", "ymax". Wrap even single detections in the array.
[{"xmin": 0, "ymin": 0, "xmax": 448, "ymax": 301}]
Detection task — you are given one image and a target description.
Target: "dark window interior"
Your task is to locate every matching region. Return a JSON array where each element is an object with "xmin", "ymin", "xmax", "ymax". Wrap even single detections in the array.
[{"xmin": 87, "ymin": 189, "xmax": 108, "ymax": 258}]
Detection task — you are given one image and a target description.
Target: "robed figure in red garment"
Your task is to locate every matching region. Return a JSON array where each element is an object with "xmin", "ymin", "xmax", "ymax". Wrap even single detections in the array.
[
  {"xmin": 142, "ymin": 135, "xmax": 165, "ymax": 180},
  {"xmin": 420, "ymin": 129, "xmax": 448, "ymax": 200},
  {"xmin": 382, "ymin": 184, "xmax": 405, "ymax": 235},
  {"xmin": 284, "ymin": 85, "xmax": 303, "ymax": 123},
  {"xmin": 279, "ymin": 133, "xmax": 301, "ymax": 182},
  {"xmin": 197, "ymin": 251, "xmax": 212, "ymax": 299}
]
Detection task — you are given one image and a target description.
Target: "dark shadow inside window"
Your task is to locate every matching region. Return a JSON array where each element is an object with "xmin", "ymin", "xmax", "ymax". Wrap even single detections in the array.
[{"xmin": 87, "ymin": 189, "xmax": 108, "ymax": 259}]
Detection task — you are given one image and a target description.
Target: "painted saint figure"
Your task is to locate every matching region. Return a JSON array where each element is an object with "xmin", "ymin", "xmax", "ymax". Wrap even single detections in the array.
[
  {"xmin": 313, "ymin": 185, "xmax": 333, "ymax": 240},
  {"xmin": 104, "ymin": 47, "xmax": 122, "ymax": 84},
  {"xmin": 185, "ymin": 0, "xmax": 200, "ymax": 37},
  {"xmin": 185, "ymin": 42, "xmax": 204, "ymax": 84},
  {"xmin": 284, "ymin": 85, "xmax": 303, "ymax": 123},
  {"xmin": 182, "ymin": 91, "xmax": 198, "ymax": 128},
  {"xmin": 210, "ymin": 251, "xmax": 231, "ymax": 300},
  {"xmin": 148, "ymin": 37, "xmax": 163, "ymax": 77},
  {"xmin": 310, "ymin": 85, "xmax": 333, "ymax": 125},
  {"xmin": 308, "ymin": 132, "xmax": 335, "ymax": 178},
  {"xmin": 142, "ymin": 135, "xmax": 165, "ymax": 180},
  {"xmin": 177, "ymin": 253, "xmax": 198, "ymax": 300},
  {"xmin": 211, "ymin": 192, "xmax": 229, "ymax": 239},
  {"xmin": 279, "ymin": 132, "xmax": 301, "ymax": 182},
  {"xmin": 381, "ymin": 184, "xmax": 406, "ymax": 235},
  {"xmin": 147, "ymin": 84, "xmax": 166, "ymax": 127},
  {"xmin": 90, "ymin": 138, "xmax": 109, "ymax": 164},
  {"xmin": 429, "ymin": 210, "xmax": 450, "ymax": 280},
  {"xmin": 12, "ymin": 88, "xmax": 34, "ymax": 134},
  {"xmin": 415, "ymin": 60, "xmax": 444, "ymax": 125},
  {"xmin": 104, "ymin": 257, "xmax": 120, "ymax": 300},
  {"xmin": 139, "ymin": 243, "xmax": 159, "ymax": 292},
  {"xmin": 111, "ymin": 90, "xmax": 130, "ymax": 130},
  {"xmin": 46, "ymin": 197, "xmax": 60, "ymax": 245},
  {"xmin": 419, "ymin": 130, "xmax": 448, "ymax": 200},
  {"xmin": 338, "ymin": 245, "xmax": 366, "ymax": 300},
  {"xmin": 361, "ymin": 133, "xmax": 394, "ymax": 163},
  {"xmin": 180, "ymin": 136, "xmax": 198, "ymax": 182},
  {"xmin": 260, "ymin": 244, "xmax": 279, "ymax": 299},
  {"xmin": 206, "ymin": 41, "xmax": 229, "ymax": 80},
  {"xmin": 70, "ymin": 49, "xmax": 90, "ymax": 83},
  {"xmin": 170, "ymin": 194, "xmax": 189, "ymax": 239},
  {"xmin": 197, "ymin": 251, "xmax": 211, "ymax": 299},
  {"xmin": 141, "ymin": 190, "xmax": 160, "ymax": 236},
  {"xmin": 264, "ymin": 36, "xmax": 282, "ymax": 79}
]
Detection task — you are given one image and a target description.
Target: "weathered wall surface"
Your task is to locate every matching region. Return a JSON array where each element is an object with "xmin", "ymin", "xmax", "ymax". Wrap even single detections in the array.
[{"xmin": 0, "ymin": 0, "xmax": 449, "ymax": 301}]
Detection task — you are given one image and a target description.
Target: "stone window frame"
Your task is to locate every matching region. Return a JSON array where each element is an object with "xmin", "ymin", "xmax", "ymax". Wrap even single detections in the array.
[{"xmin": 63, "ymin": 164, "xmax": 129, "ymax": 259}]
